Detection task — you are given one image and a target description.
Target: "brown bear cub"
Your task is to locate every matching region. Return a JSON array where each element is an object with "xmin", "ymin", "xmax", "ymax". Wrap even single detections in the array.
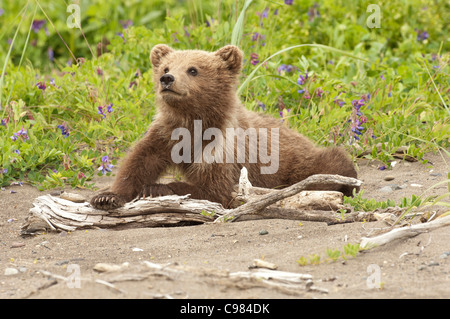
[{"xmin": 90, "ymin": 44, "xmax": 359, "ymax": 210}]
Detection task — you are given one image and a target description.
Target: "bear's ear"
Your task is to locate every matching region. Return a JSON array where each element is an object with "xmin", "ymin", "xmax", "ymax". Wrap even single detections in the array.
[
  {"xmin": 150, "ymin": 44, "xmax": 174, "ymax": 68},
  {"xmin": 215, "ymin": 45, "xmax": 243, "ymax": 74}
]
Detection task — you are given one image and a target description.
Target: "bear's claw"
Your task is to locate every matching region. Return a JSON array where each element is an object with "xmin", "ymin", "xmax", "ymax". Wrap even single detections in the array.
[{"xmin": 90, "ymin": 192, "xmax": 126, "ymax": 210}]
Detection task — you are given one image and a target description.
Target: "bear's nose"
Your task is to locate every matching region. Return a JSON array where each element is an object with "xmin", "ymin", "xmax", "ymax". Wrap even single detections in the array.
[{"xmin": 160, "ymin": 74, "xmax": 175, "ymax": 87}]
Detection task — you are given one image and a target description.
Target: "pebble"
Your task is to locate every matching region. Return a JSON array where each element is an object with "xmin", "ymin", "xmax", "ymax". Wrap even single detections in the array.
[
  {"xmin": 439, "ymin": 252, "xmax": 450, "ymax": 259},
  {"xmin": 259, "ymin": 230, "xmax": 269, "ymax": 235},
  {"xmin": 384, "ymin": 175, "xmax": 395, "ymax": 181},
  {"xmin": 10, "ymin": 242, "xmax": 25, "ymax": 248},
  {"xmin": 379, "ymin": 186, "xmax": 394, "ymax": 193},
  {"xmin": 4, "ymin": 268, "xmax": 19, "ymax": 276}
]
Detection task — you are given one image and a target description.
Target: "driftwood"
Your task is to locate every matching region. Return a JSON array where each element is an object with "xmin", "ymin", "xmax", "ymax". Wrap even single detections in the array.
[
  {"xmin": 360, "ymin": 214, "xmax": 450, "ymax": 250},
  {"xmin": 21, "ymin": 173, "xmax": 364, "ymax": 235},
  {"xmin": 36, "ymin": 260, "xmax": 327, "ymax": 297}
]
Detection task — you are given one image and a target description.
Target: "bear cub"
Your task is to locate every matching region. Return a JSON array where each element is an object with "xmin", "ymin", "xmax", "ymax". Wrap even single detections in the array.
[{"xmin": 90, "ymin": 44, "xmax": 359, "ymax": 210}]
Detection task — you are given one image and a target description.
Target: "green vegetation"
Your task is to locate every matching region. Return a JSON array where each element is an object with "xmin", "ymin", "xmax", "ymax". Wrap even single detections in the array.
[{"xmin": 0, "ymin": 0, "xmax": 448, "ymax": 191}]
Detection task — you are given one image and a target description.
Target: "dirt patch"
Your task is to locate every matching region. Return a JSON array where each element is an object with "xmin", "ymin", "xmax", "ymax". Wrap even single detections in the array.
[{"xmin": 0, "ymin": 151, "xmax": 449, "ymax": 299}]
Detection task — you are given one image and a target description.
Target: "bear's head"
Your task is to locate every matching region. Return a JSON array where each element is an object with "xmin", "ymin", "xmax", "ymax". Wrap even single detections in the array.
[{"xmin": 150, "ymin": 44, "xmax": 243, "ymax": 118}]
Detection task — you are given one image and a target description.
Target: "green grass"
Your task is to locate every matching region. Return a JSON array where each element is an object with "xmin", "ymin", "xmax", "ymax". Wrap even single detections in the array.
[{"xmin": 0, "ymin": 0, "xmax": 448, "ymax": 194}]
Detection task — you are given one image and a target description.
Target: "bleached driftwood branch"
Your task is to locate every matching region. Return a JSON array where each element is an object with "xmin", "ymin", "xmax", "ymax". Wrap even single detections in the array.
[
  {"xmin": 216, "ymin": 173, "xmax": 362, "ymax": 222},
  {"xmin": 22, "ymin": 173, "xmax": 363, "ymax": 235},
  {"xmin": 360, "ymin": 214, "xmax": 450, "ymax": 250}
]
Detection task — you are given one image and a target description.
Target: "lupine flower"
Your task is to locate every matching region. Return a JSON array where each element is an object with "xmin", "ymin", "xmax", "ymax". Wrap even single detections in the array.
[
  {"xmin": 1, "ymin": 119, "xmax": 6, "ymax": 126},
  {"xmin": 256, "ymin": 8, "xmax": 269, "ymax": 26},
  {"xmin": 378, "ymin": 165, "xmax": 387, "ymax": 171},
  {"xmin": 250, "ymin": 53, "xmax": 259, "ymax": 66},
  {"xmin": 416, "ymin": 29, "xmax": 429, "ymax": 41},
  {"xmin": 98, "ymin": 156, "xmax": 114, "ymax": 175},
  {"xmin": 98, "ymin": 106, "xmax": 106, "ymax": 119},
  {"xmin": 57, "ymin": 123, "xmax": 69, "ymax": 138},
  {"xmin": 129, "ymin": 81, "xmax": 137, "ymax": 89},
  {"xmin": 206, "ymin": 18, "xmax": 214, "ymax": 27},
  {"xmin": 316, "ymin": 87, "xmax": 324, "ymax": 97},
  {"xmin": 98, "ymin": 104, "xmax": 112, "ymax": 119},
  {"xmin": 297, "ymin": 73, "xmax": 308, "ymax": 85},
  {"xmin": 36, "ymin": 81, "xmax": 46, "ymax": 91},
  {"xmin": 11, "ymin": 127, "xmax": 29, "ymax": 142},
  {"xmin": 32, "ymin": 20, "xmax": 46, "ymax": 33},
  {"xmin": 303, "ymin": 90, "xmax": 311, "ymax": 99},
  {"xmin": 307, "ymin": 4, "xmax": 321, "ymax": 21},
  {"xmin": 277, "ymin": 64, "xmax": 297, "ymax": 74},
  {"xmin": 184, "ymin": 26, "xmax": 190, "ymax": 38},
  {"xmin": 48, "ymin": 47, "xmax": 54, "ymax": 62},
  {"xmin": 257, "ymin": 101, "xmax": 266, "ymax": 111},
  {"xmin": 279, "ymin": 108, "xmax": 291, "ymax": 120},
  {"xmin": 380, "ymin": 74, "xmax": 385, "ymax": 80},
  {"xmin": 333, "ymin": 94, "xmax": 345, "ymax": 107},
  {"xmin": 251, "ymin": 32, "xmax": 265, "ymax": 43},
  {"xmin": 13, "ymin": 149, "xmax": 20, "ymax": 155},
  {"xmin": 120, "ymin": 20, "xmax": 133, "ymax": 29},
  {"xmin": 1, "ymin": 168, "xmax": 7, "ymax": 174},
  {"xmin": 284, "ymin": 0, "xmax": 293, "ymax": 5}
]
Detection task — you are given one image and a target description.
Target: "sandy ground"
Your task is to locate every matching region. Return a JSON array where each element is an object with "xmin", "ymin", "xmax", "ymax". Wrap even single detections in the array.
[{"xmin": 0, "ymin": 151, "xmax": 449, "ymax": 300}]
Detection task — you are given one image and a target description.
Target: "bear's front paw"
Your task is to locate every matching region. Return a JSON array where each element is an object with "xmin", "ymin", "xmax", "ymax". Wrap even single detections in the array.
[{"xmin": 90, "ymin": 192, "xmax": 126, "ymax": 210}]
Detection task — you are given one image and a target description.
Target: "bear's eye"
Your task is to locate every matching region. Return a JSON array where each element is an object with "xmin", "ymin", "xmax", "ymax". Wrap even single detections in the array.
[
  {"xmin": 164, "ymin": 67, "xmax": 169, "ymax": 74},
  {"xmin": 188, "ymin": 67, "xmax": 198, "ymax": 76}
]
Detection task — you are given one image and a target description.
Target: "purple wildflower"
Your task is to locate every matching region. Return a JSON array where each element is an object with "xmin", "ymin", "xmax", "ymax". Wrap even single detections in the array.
[
  {"xmin": 250, "ymin": 53, "xmax": 259, "ymax": 66},
  {"xmin": 380, "ymin": 74, "xmax": 385, "ymax": 80},
  {"xmin": 13, "ymin": 149, "xmax": 20, "ymax": 155},
  {"xmin": 316, "ymin": 87, "xmax": 324, "ymax": 97},
  {"xmin": 106, "ymin": 103, "xmax": 113, "ymax": 113},
  {"xmin": 1, "ymin": 119, "xmax": 6, "ymax": 126},
  {"xmin": 378, "ymin": 165, "xmax": 387, "ymax": 171},
  {"xmin": 416, "ymin": 29, "xmax": 429, "ymax": 41},
  {"xmin": 303, "ymin": 90, "xmax": 311, "ymax": 99},
  {"xmin": 98, "ymin": 106, "xmax": 106, "ymax": 119},
  {"xmin": 36, "ymin": 81, "xmax": 46, "ymax": 91},
  {"xmin": 257, "ymin": 101, "xmax": 266, "ymax": 111},
  {"xmin": 129, "ymin": 81, "xmax": 137, "ymax": 89},
  {"xmin": 2, "ymin": 168, "xmax": 7, "ymax": 174},
  {"xmin": 251, "ymin": 32, "xmax": 265, "ymax": 43},
  {"xmin": 256, "ymin": 8, "xmax": 269, "ymax": 26},
  {"xmin": 284, "ymin": 0, "xmax": 293, "ymax": 5},
  {"xmin": 0, "ymin": 8, "xmax": 4, "ymax": 16},
  {"xmin": 277, "ymin": 64, "xmax": 297, "ymax": 74},
  {"xmin": 184, "ymin": 26, "xmax": 190, "ymax": 38},
  {"xmin": 48, "ymin": 47, "xmax": 54, "ymax": 62},
  {"xmin": 120, "ymin": 20, "xmax": 133, "ymax": 29},
  {"xmin": 98, "ymin": 156, "xmax": 114, "ymax": 175},
  {"xmin": 297, "ymin": 73, "xmax": 308, "ymax": 85},
  {"xmin": 11, "ymin": 127, "xmax": 29, "ymax": 142},
  {"xmin": 32, "ymin": 19, "xmax": 46, "ymax": 33},
  {"xmin": 57, "ymin": 123, "xmax": 69, "ymax": 138},
  {"xmin": 206, "ymin": 18, "xmax": 214, "ymax": 27}
]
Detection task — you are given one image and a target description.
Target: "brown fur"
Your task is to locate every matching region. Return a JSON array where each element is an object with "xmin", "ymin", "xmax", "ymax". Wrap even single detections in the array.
[{"xmin": 90, "ymin": 44, "xmax": 359, "ymax": 210}]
